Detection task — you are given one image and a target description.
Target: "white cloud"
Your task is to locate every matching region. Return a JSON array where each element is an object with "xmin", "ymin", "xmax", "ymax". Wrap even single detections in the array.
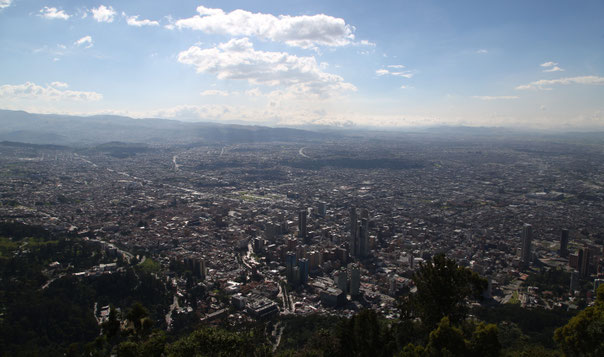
[
  {"xmin": 375, "ymin": 68, "xmax": 413, "ymax": 78},
  {"xmin": 91, "ymin": 5, "xmax": 115, "ymax": 23},
  {"xmin": 74, "ymin": 36, "xmax": 93, "ymax": 48},
  {"xmin": 125, "ymin": 14, "xmax": 159, "ymax": 27},
  {"xmin": 40, "ymin": 6, "xmax": 70, "ymax": 20},
  {"xmin": 388, "ymin": 64, "xmax": 406, "ymax": 69},
  {"xmin": 200, "ymin": 89, "xmax": 229, "ymax": 96},
  {"xmin": 476, "ymin": 49, "xmax": 488, "ymax": 54},
  {"xmin": 174, "ymin": 6, "xmax": 356, "ymax": 49},
  {"xmin": 516, "ymin": 75, "xmax": 604, "ymax": 90},
  {"xmin": 543, "ymin": 66, "xmax": 564, "ymax": 72},
  {"xmin": 178, "ymin": 38, "xmax": 356, "ymax": 97},
  {"xmin": 540, "ymin": 61, "xmax": 558, "ymax": 67},
  {"xmin": 50, "ymin": 81, "xmax": 69, "ymax": 88},
  {"xmin": 245, "ymin": 88, "xmax": 262, "ymax": 97},
  {"xmin": 540, "ymin": 61, "xmax": 564, "ymax": 72},
  {"xmin": 472, "ymin": 95, "xmax": 519, "ymax": 100},
  {"xmin": 0, "ymin": 0, "xmax": 12, "ymax": 10},
  {"xmin": 0, "ymin": 82, "xmax": 102, "ymax": 101}
]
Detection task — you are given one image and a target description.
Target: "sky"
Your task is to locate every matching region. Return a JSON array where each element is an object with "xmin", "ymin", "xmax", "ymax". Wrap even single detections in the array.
[{"xmin": 0, "ymin": 0, "xmax": 603, "ymax": 130}]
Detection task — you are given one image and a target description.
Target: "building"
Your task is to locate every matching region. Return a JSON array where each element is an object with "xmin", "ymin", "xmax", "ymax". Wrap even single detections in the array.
[
  {"xmin": 298, "ymin": 258, "xmax": 309, "ymax": 285},
  {"xmin": 350, "ymin": 207, "xmax": 371, "ymax": 259},
  {"xmin": 348, "ymin": 263, "xmax": 360, "ymax": 298},
  {"xmin": 580, "ymin": 247, "xmax": 591, "ymax": 278},
  {"xmin": 318, "ymin": 202, "xmax": 327, "ymax": 217},
  {"xmin": 298, "ymin": 209, "xmax": 307, "ymax": 240},
  {"xmin": 521, "ymin": 224, "xmax": 533, "ymax": 266},
  {"xmin": 350, "ymin": 207, "xmax": 358, "ymax": 257},
  {"xmin": 334, "ymin": 269, "xmax": 348, "ymax": 294},
  {"xmin": 285, "ymin": 251, "xmax": 296, "ymax": 282},
  {"xmin": 320, "ymin": 287, "xmax": 346, "ymax": 307},
  {"xmin": 560, "ymin": 229, "xmax": 569, "ymax": 258}
]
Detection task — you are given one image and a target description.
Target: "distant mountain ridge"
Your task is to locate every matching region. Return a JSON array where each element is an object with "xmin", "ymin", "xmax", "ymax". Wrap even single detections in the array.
[{"xmin": 0, "ymin": 110, "xmax": 329, "ymax": 146}]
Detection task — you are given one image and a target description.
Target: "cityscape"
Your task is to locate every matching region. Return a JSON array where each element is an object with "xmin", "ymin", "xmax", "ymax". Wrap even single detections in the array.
[
  {"xmin": 1, "ymin": 0, "xmax": 603, "ymax": 355},
  {"xmin": 1, "ymin": 116, "xmax": 603, "ymax": 354}
]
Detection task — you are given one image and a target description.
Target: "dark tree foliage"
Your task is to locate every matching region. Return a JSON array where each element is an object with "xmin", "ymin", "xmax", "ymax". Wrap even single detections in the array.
[
  {"xmin": 410, "ymin": 254, "xmax": 487, "ymax": 328},
  {"xmin": 472, "ymin": 304, "xmax": 576, "ymax": 348},
  {"xmin": 554, "ymin": 285, "xmax": 604, "ymax": 357},
  {"xmin": 337, "ymin": 309, "xmax": 395, "ymax": 357},
  {"xmin": 166, "ymin": 327, "xmax": 259, "ymax": 357}
]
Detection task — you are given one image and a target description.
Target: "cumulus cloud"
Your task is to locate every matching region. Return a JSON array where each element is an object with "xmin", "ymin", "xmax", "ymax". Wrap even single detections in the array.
[
  {"xmin": 540, "ymin": 61, "xmax": 564, "ymax": 72},
  {"xmin": 200, "ymin": 89, "xmax": 229, "ymax": 96},
  {"xmin": 472, "ymin": 96, "xmax": 519, "ymax": 100},
  {"xmin": 516, "ymin": 75, "xmax": 604, "ymax": 90},
  {"xmin": 245, "ymin": 88, "xmax": 262, "ymax": 96},
  {"xmin": 0, "ymin": 82, "xmax": 102, "ymax": 101},
  {"xmin": 543, "ymin": 66, "xmax": 564, "ymax": 73},
  {"xmin": 540, "ymin": 61, "xmax": 558, "ymax": 67},
  {"xmin": 50, "ymin": 81, "xmax": 69, "ymax": 88},
  {"xmin": 375, "ymin": 67, "xmax": 413, "ymax": 78},
  {"xmin": 178, "ymin": 38, "xmax": 356, "ymax": 97},
  {"xmin": 91, "ymin": 5, "xmax": 115, "ymax": 23},
  {"xmin": 74, "ymin": 36, "xmax": 93, "ymax": 48},
  {"xmin": 125, "ymin": 14, "xmax": 159, "ymax": 27},
  {"xmin": 174, "ymin": 6, "xmax": 356, "ymax": 49},
  {"xmin": 40, "ymin": 6, "xmax": 70, "ymax": 20},
  {"xmin": 0, "ymin": 0, "xmax": 12, "ymax": 10}
]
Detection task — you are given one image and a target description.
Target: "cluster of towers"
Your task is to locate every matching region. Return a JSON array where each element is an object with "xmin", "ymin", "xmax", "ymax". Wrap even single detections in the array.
[
  {"xmin": 334, "ymin": 263, "xmax": 361, "ymax": 298},
  {"xmin": 285, "ymin": 251, "xmax": 309, "ymax": 287},
  {"xmin": 349, "ymin": 207, "xmax": 370, "ymax": 259}
]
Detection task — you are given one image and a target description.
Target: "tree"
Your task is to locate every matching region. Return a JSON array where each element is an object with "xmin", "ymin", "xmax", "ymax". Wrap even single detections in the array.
[
  {"xmin": 126, "ymin": 302, "xmax": 150, "ymax": 338},
  {"xmin": 410, "ymin": 254, "xmax": 487, "ymax": 328},
  {"xmin": 468, "ymin": 322, "xmax": 500, "ymax": 357},
  {"xmin": 102, "ymin": 305, "xmax": 121, "ymax": 339},
  {"xmin": 554, "ymin": 285, "xmax": 604, "ymax": 357},
  {"xmin": 425, "ymin": 317, "xmax": 467, "ymax": 356},
  {"xmin": 167, "ymin": 327, "xmax": 256, "ymax": 357},
  {"xmin": 338, "ymin": 309, "xmax": 394, "ymax": 357}
]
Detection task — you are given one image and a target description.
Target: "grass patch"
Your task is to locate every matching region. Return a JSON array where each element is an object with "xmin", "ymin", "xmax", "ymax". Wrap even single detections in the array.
[{"xmin": 137, "ymin": 257, "xmax": 161, "ymax": 274}]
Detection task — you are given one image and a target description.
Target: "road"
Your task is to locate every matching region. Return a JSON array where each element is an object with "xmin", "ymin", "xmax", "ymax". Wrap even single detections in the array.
[
  {"xmin": 172, "ymin": 155, "xmax": 180, "ymax": 171},
  {"xmin": 298, "ymin": 147, "xmax": 310, "ymax": 158}
]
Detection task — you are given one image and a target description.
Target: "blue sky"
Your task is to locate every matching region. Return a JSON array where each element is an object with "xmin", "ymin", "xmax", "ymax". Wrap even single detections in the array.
[{"xmin": 1, "ymin": 0, "xmax": 603, "ymax": 130}]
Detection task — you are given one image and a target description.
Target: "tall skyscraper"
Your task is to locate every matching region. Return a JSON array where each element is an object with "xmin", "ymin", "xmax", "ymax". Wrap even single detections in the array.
[
  {"xmin": 298, "ymin": 209, "xmax": 307, "ymax": 240},
  {"xmin": 580, "ymin": 247, "xmax": 591, "ymax": 277},
  {"xmin": 359, "ymin": 218, "xmax": 369, "ymax": 258},
  {"xmin": 298, "ymin": 258, "xmax": 309, "ymax": 284},
  {"xmin": 521, "ymin": 223, "xmax": 533, "ymax": 265},
  {"xmin": 348, "ymin": 263, "xmax": 360, "ymax": 297},
  {"xmin": 350, "ymin": 207, "xmax": 358, "ymax": 257},
  {"xmin": 285, "ymin": 251, "xmax": 297, "ymax": 282},
  {"xmin": 560, "ymin": 229, "xmax": 569, "ymax": 258}
]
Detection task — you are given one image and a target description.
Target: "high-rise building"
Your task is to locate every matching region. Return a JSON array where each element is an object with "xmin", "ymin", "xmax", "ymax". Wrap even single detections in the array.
[
  {"xmin": 285, "ymin": 251, "xmax": 297, "ymax": 282},
  {"xmin": 318, "ymin": 202, "xmax": 327, "ymax": 217},
  {"xmin": 348, "ymin": 263, "xmax": 360, "ymax": 297},
  {"xmin": 521, "ymin": 224, "xmax": 533, "ymax": 265},
  {"xmin": 298, "ymin": 210, "xmax": 307, "ymax": 240},
  {"xmin": 350, "ymin": 207, "xmax": 358, "ymax": 257},
  {"xmin": 359, "ymin": 218, "xmax": 369, "ymax": 258},
  {"xmin": 560, "ymin": 229, "xmax": 569, "ymax": 258},
  {"xmin": 298, "ymin": 258, "xmax": 309, "ymax": 284},
  {"xmin": 334, "ymin": 269, "xmax": 348, "ymax": 294},
  {"xmin": 350, "ymin": 207, "xmax": 371, "ymax": 259},
  {"xmin": 580, "ymin": 247, "xmax": 591, "ymax": 277}
]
